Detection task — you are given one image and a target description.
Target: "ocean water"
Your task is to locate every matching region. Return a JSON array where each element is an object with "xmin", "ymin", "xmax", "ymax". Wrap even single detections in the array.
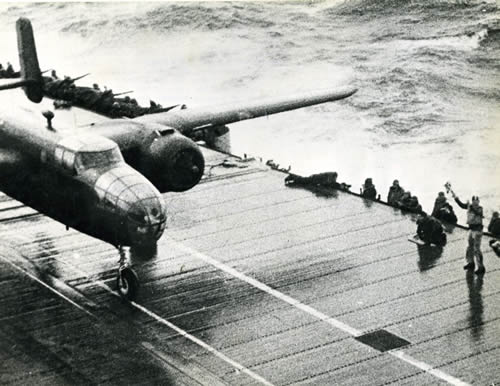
[{"xmin": 0, "ymin": 1, "xmax": 499, "ymax": 225}]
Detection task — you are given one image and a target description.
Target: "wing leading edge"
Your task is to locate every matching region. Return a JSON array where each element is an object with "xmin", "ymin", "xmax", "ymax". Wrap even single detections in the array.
[{"xmin": 136, "ymin": 86, "xmax": 357, "ymax": 134}]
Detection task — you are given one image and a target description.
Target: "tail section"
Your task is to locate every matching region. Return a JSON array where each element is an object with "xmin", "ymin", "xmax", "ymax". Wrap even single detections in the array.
[
  {"xmin": 17, "ymin": 18, "xmax": 43, "ymax": 103},
  {"xmin": 0, "ymin": 18, "xmax": 43, "ymax": 103}
]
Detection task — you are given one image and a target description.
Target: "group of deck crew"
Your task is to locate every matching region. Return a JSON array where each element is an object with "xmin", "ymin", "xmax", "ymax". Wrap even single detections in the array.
[
  {"xmin": 284, "ymin": 170, "xmax": 500, "ymax": 275},
  {"xmin": 284, "ymin": 173, "xmax": 430, "ymax": 217}
]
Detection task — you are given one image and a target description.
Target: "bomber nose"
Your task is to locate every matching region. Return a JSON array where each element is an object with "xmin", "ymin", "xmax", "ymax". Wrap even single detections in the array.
[
  {"xmin": 125, "ymin": 194, "xmax": 167, "ymax": 244},
  {"xmin": 94, "ymin": 164, "xmax": 167, "ymax": 246}
]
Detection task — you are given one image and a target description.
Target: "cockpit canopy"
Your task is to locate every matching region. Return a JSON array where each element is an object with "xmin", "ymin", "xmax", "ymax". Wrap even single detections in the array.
[
  {"xmin": 76, "ymin": 148, "xmax": 123, "ymax": 171},
  {"xmin": 54, "ymin": 135, "xmax": 123, "ymax": 174}
]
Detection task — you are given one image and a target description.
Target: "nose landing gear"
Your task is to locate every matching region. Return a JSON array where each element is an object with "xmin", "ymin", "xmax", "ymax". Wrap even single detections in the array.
[{"xmin": 117, "ymin": 246, "xmax": 139, "ymax": 300}]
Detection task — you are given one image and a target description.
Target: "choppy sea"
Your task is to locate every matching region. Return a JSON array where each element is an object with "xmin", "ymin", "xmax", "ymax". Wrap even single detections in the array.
[{"xmin": 0, "ymin": 0, "xmax": 499, "ymax": 225}]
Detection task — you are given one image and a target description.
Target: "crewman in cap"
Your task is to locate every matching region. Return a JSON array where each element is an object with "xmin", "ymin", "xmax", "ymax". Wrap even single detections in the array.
[{"xmin": 451, "ymin": 190, "xmax": 485, "ymax": 274}]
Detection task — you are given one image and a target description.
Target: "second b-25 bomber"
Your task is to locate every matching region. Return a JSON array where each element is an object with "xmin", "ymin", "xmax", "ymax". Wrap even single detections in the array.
[{"xmin": 0, "ymin": 18, "xmax": 357, "ymax": 300}]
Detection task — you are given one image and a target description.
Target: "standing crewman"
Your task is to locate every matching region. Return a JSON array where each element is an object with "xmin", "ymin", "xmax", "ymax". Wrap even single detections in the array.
[{"xmin": 449, "ymin": 186, "xmax": 485, "ymax": 274}]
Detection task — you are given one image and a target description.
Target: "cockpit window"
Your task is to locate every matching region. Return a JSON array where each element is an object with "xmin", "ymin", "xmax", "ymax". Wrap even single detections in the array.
[{"xmin": 75, "ymin": 147, "xmax": 123, "ymax": 171}]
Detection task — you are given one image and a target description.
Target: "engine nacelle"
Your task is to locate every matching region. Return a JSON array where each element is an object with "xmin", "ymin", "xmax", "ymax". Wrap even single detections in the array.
[{"xmin": 139, "ymin": 129, "xmax": 205, "ymax": 193}]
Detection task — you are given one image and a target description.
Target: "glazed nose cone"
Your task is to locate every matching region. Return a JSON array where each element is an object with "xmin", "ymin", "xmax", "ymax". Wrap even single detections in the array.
[
  {"xmin": 126, "ymin": 196, "xmax": 167, "ymax": 243},
  {"xmin": 94, "ymin": 165, "xmax": 167, "ymax": 245}
]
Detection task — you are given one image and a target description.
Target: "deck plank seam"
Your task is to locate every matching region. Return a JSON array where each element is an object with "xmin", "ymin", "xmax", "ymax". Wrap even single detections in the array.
[
  {"xmin": 165, "ymin": 272, "xmax": 500, "ymax": 365},
  {"xmin": 362, "ymin": 286, "xmax": 500, "ymax": 348},
  {"xmin": 167, "ymin": 192, "xmax": 369, "ymax": 230},
  {"xmin": 177, "ymin": 216, "xmax": 408, "ymax": 259},
  {"xmin": 170, "ymin": 199, "xmax": 382, "ymax": 237}
]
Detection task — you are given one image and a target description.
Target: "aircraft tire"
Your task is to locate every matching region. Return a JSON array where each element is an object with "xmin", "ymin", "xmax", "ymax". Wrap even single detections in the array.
[{"xmin": 117, "ymin": 267, "xmax": 139, "ymax": 300}]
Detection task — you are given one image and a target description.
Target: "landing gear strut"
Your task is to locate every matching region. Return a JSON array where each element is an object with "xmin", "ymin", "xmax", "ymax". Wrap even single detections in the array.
[{"xmin": 116, "ymin": 246, "xmax": 139, "ymax": 300}]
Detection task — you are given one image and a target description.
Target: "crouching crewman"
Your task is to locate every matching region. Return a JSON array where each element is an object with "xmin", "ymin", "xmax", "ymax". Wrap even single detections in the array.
[{"xmin": 416, "ymin": 212, "xmax": 447, "ymax": 246}]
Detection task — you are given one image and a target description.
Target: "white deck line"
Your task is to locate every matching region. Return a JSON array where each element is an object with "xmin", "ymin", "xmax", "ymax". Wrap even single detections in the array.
[
  {"xmin": 169, "ymin": 237, "xmax": 471, "ymax": 386},
  {"xmin": 64, "ymin": 252, "xmax": 275, "ymax": 386},
  {"xmin": 2, "ymin": 233, "xmax": 274, "ymax": 386},
  {"xmin": 0, "ymin": 253, "xmax": 95, "ymax": 318}
]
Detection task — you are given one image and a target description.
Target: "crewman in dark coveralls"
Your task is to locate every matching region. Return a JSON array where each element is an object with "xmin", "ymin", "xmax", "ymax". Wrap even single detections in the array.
[
  {"xmin": 284, "ymin": 172, "xmax": 350, "ymax": 191},
  {"xmin": 417, "ymin": 213, "xmax": 446, "ymax": 246},
  {"xmin": 432, "ymin": 192, "xmax": 457, "ymax": 224},
  {"xmin": 387, "ymin": 179, "xmax": 404, "ymax": 205},
  {"xmin": 488, "ymin": 211, "xmax": 500, "ymax": 256},
  {"xmin": 360, "ymin": 178, "xmax": 377, "ymax": 199}
]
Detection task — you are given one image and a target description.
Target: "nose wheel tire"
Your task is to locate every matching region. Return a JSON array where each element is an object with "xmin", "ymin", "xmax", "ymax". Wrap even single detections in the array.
[{"xmin": 117, "ymin": 267, "xmax": 139, "ymax": 300}]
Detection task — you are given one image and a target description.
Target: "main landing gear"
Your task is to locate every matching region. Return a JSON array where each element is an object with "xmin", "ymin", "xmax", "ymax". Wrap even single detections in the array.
[{"xmin": 116, "ymin": 246, "xmax": 139, "ymax": 300}]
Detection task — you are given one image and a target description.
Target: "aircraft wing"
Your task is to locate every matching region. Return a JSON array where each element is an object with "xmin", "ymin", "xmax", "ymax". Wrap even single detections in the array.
[{"xmin": 136, "ymin": 86, "xmax": 357, "ymax": 134}]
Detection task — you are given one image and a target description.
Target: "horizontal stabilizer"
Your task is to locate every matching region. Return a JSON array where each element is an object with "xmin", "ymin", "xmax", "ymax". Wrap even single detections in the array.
[{"xmin": 0, "ymin": 79, "xmax": 37, "ymax": 91}]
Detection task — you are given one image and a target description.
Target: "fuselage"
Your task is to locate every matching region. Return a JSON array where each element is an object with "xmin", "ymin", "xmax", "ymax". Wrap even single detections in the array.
[{"xmin": 0, "ymin": 107, "xmax": 167, "ymax": 250}]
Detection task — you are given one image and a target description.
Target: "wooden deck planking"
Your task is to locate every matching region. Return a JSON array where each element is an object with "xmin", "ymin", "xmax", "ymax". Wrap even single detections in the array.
[{"xmin": 0, "ymin": 143, "xmax": 498, "ymax": 384}]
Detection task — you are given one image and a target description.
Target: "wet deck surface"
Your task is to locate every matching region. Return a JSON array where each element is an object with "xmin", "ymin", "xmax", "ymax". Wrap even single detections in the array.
[
  {"xmin": 1, "ymin": 145, "xmax": 499, "ymax": 386},
  {"xmin": 1, "ymin": 91, "xmax": 500, "ymax": 385}
]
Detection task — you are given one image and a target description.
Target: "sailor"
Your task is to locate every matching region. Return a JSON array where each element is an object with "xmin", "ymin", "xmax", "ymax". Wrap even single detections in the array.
[
  {"xmin": 432, "ymin": 192, "xmax": 457, "ymax": 224},
  {"xmin": 387, "ymin": 179, "xmax": 404, "ymax": 206},
  {"xmin": 489, "ymin": 211, "xmax": 500, "ymax": 237},
  {"xmin": 310, "ymin": 172, "xmax": 342, "ymax": 189},
  {"xmin": 396, "ymin": 191, "xmax": 412, "ymax": 210},
  {"xmin": 417, "ymin": 212, "xmax": 446, "ymax": 246},
  {"xmin": 5, "ymin": 62, "xmax": 14, "ymax": 77},
  {"xmin": 285, "ymin": 172, "xmax": 350, "ymax": 191},
  {"xmin": 407, "ymin": 195, "xmax": 423, "ymax": 214},
  {"xmin": 451, "ymin": 191, "xmax": 485, "ymax": 274},
  {"xmin": 93, "ymin": 83, "xmax": 100, "ymax": 91},
  {"xmin": 51, "ymin": 69, "xmax": 58, "ymax": 79},
  {"xmin": 432, "ymin": 192, "xmax": 447, "ymax": 214},
  {"xmin": 488, "ymin": 211, "xmax": 500, "ymax": 256},
  {"xmin": 360, "ymin": 178, "xmax": 377, "ymax": 200}
]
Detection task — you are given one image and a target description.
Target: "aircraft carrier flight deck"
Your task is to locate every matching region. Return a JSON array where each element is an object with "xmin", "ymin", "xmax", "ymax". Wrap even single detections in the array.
[{"xmin": 1, "ymin": 138, "xmax": 499, "ymax": 385}]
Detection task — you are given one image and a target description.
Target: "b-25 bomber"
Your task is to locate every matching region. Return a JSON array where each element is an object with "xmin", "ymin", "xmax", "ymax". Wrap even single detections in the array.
[{"xmin": 0, "ymin": 18, "xmax": 357, "ymax": 300}]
